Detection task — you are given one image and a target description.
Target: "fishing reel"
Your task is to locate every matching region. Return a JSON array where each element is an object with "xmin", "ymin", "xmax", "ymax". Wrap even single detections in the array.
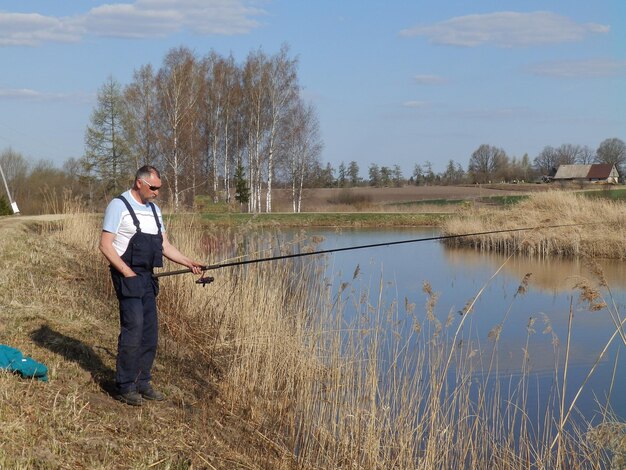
[{"xmin": 196, "ymin": 274, "xmax": 214, "ymax": 287}]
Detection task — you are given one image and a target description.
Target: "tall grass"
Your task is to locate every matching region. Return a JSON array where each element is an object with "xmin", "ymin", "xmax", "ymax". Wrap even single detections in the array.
[
  {"xmin": 442, "ymin": 191, "xmax": 626, "ymax": 259},
  {"xmin": 40, "ymin": 202, "xmax": 626, "ymax": 467}
]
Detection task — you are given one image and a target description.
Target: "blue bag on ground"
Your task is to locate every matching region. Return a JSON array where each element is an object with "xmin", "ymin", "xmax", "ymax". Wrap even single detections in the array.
[{"xmin": 0, "ymin": 344, "xmax": 48, "ymax": 382}]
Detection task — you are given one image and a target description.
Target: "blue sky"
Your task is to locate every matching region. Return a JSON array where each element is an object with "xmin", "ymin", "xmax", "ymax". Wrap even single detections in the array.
[{"xmin": 0, "ymin": 1, "xmax": 624, "ymax": 176}]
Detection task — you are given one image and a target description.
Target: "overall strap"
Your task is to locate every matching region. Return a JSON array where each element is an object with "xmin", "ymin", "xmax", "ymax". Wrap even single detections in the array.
[
  {"xmin": 116, "ymin": 195, "xmax": 141, "ymax": 233},
  {"xmin": 148, "ymin": 202, "xmax": 162, "ymax": 234}
]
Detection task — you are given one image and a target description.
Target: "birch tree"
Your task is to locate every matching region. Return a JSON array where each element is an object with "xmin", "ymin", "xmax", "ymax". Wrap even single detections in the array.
[
  {"xmin": 155, "ymin": 47, "xmax": 201, "ymax": 209},
  {"xmin": 263, "ymin": 45, "xmax": 299, "ymax": 212},
  {"xmin": 283, "ymin": 101, "xmax": 322, "ymax": 212},
  {"xmin": 220, "ymin": 55, "xmax": 241, "ymax": 203},
  {"xmin": 124, "ymin": 64, "xmax": 158, "ymax": 169},
  {"xmin": 201, "ymin": 52, "xmax": 241, "ymax": 203},
  {"xmin": 242, "ymin": 49, "xmax": 269, "ymax": 213}
]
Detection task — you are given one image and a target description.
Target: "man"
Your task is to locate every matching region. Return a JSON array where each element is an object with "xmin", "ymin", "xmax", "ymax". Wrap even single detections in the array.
[{"xmin": 99, "ymin": 166, "xmax": 202, "ymax": 406}]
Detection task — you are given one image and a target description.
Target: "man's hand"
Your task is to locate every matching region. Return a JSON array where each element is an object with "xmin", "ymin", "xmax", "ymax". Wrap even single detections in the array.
[
  {"xmin": 99, "ymin": 230, "xmax": 136, "ymax": 277},
  {"xmin": 188, "ymin": 261, "xmax": 204, "ymax": 275}
]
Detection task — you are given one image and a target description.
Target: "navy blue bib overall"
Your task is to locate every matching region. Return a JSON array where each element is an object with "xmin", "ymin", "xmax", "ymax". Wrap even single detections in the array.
[{"xmin": 111, "ymin": 195, "xmax": 164, "ymax": 394}]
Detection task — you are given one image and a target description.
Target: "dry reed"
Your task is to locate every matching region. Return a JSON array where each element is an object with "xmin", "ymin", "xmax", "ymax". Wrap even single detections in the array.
[
  {"xmin": 140, "ymin": 213, "xmax": 623, "ymax": 467},
  {"xmin": 442, "ymin": 191, "xmax": 626, "ymax": 259}
]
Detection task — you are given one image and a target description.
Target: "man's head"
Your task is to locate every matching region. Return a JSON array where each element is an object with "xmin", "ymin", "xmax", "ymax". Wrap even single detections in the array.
[{"xmin": 133, "ymin": 165, "xmax": 161, "ymax": 204}]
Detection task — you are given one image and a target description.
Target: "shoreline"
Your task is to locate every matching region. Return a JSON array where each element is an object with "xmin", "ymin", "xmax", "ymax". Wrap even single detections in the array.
[{"xmin": 192, "ymin": 211, "xmax": 451, "ymax": 227}]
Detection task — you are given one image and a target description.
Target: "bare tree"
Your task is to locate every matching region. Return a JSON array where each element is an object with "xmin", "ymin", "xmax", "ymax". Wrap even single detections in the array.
[
  {"xmin": 242, "ymin": 49, "xmax": 270, "ymax": 213},
  {"xmin": 555, "ymin": 144, "xmax": 583, "ymax": 165},
  {"xmin": 423, "ymin": 161, "xmax": 435, "ymax": 184},
  {"xmin": 155, "ymin": 47, "xmax": 201, "ymax": 209},
  {"xmin": 596, "ymin": 138, "xmax": 626, "ymax": 173},
  {"xmin": 577, "ymin": 145, "xmax": 596, "ymax": 164},
  {"xmin": 200, "ymin": 52, "xmax": 242, "ymax": 204},
  {"xmin": 0, "ymin": 148, "xmax": 28, "ymax": 201},
  {"xmin": 282, "ymin": 100, "xmax": 322, "ymax": 212},
  {"xmin": 468, "ymin": 144, "xmax": 507, "ymax": 183},
  {"xmin": 124, "ymin": 65, "xmax": 158, "ymax": 169},
  {"xmin": 220, "ymin": 55, "xmax": 241, "ymax": 203},
  {"xmin": 533, "ymin": 146, "xmax": 560, "ymax": 176},
  {"xmin": 264, "ymin": 44, "xmax": 299, "ymax": 212}
]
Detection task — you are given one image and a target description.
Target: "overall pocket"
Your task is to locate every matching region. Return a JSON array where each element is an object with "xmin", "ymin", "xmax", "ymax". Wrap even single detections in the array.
[{"xmin": 119, "ymin": 275, "xmax": 144, "ymax": 298}]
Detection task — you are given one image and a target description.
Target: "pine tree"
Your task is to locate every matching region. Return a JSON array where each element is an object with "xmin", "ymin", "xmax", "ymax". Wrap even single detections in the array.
[
  {"xmin": 83, "ymin": 76, "xmax": 131, "ymax": 193},
  {"xmin": 0, "ymin": 195, "xmax": 11, "ymax": 216},
  {"xmin": 234, "ymin": 163, "xmax": 250, "ymax": 210}
]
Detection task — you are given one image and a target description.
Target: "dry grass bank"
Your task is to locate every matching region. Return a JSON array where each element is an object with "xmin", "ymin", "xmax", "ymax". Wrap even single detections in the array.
[
  {"xmin": 1, "ymin": 203, "xmax": 624, "ymax": 468},
  {"xmin": 0, "ymin": 213, "xmax": 295, "ymax": 469},
  {"xmin": 442, "ymin": 191, "xmax": 626, "ymax": 258}
]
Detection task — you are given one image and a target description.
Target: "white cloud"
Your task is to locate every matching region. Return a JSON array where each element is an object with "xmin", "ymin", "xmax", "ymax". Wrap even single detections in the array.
[
  {"xmin": 0, "ymin": 0, "xmax": 265, "ymax": 46},
  {"xmin": 454, "ymin": 106, "xmax": 533, "ymax": 119},
  {"xmin": 403, "ymin": 100, "xmax": 428, "ymax": 108},
  {"xmin": 0, "ymin": 88, "xmax": 43, "ymax": 99},
  {"xmin": 400, "ymin": 11, "xmax": 609, "ymax": 47},
  {"xmin": 0, "ymin": 87, "xmax": 93, "ymax": 103},
  {"xmin": 413, "ymin": 74, "xmax": 447, "ymax": 85},
  {"xmin": 527, "ymin": 59, "xmax": 626, "ymax": 78},
  {"xmin": 0, "ymin": 12, "xmax": 82, "ymax": 46}
]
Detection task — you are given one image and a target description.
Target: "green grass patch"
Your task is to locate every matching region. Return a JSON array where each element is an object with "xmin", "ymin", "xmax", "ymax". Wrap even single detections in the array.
[
  {"xmin": 388, "ymin": 195, "xmax": 530, "ymax": 208},
  {"xmin": 387, "ymin": 199, "xmax": 465, "ymax": 207},
  {"xmin": 578, "ymin": 187, "xmax": 626, "ymax": 201},
  {"xmin": 198, "ymin": 212, "xmax": 449, "ymax": 227},
  {"xmin": 478, "ymin": 194, "xmax": 529, "ymax": 206},
  {"xmin": 194, "ymin": 195, "xmax": 236, "ymax": 213}
]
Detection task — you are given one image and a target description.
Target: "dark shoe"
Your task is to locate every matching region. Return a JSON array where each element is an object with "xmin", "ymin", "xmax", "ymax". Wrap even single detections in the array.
[
  {"xmin": 138, "ymin": 387, "xmax": 165, "ymax": 401},
  {"xmin": 115, "ymin": 390, "xmax": 143, "ymax": 406}
]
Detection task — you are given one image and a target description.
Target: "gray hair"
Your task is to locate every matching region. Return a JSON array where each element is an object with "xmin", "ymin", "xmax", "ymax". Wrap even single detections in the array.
[{"xmin": 135, "ymin": 165, "xmax": 160, "ymax": 181}]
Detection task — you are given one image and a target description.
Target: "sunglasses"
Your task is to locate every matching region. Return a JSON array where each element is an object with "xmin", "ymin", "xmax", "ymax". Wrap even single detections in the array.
[{"xmin": 140, "ymin": 178, "xmax": 161, "ymax": 191}]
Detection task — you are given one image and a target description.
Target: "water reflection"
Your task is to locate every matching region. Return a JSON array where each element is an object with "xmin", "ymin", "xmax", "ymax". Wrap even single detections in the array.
[
  {"xmin": 300, "ymin": 227, "xmax": 626, "ymax": 420},
  {"xmin": 445, "ymin": 247, "xmax": 626, "ymax": 292}
]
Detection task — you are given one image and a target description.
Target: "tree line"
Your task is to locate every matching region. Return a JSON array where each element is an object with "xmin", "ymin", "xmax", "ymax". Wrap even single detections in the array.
[
  {"xmin": 80, "ymin": 44, "xmax": 323, "ymax": 213},
  {"xmin": 329, "ymin": 138, "xmax": 625, "ymax": 189},
  {"xmin": 2, "ymin": 136, "xmax": 625, "ymax": 215},
  {"xmin": 466, "ymin": 140, "xmax": 626, "ymax": 184}
]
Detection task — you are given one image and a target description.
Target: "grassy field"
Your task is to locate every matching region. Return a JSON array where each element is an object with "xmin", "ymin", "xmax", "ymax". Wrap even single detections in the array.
[
  {"xmin": 193, "ymin": 183, "xmax": 623, "ymax": 225},
  {"xmin": 267, "ymin": 183, "xmax": 550, "ymax": 212}
]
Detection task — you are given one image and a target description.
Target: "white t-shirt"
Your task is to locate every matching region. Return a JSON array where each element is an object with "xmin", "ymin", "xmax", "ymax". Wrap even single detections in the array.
[{"xmin": 102, "ymin": 190, "xmax": 165, "ymax": 256}]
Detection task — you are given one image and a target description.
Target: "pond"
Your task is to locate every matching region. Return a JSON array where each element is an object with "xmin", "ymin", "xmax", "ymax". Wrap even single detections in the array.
[{"xmin": 283, "ymin": 226, "xmax": 626, "ymax": 424}]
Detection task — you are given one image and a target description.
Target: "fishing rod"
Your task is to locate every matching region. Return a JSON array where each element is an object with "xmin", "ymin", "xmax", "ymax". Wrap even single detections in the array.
[{"xmin": 154, "ymin": 222, "xmax": 590, "ymax": 286}]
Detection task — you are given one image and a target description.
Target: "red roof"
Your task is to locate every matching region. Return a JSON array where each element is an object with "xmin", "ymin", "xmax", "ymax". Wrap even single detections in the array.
[{"xmin": 587, "ymin": 164, "xmax": 616, "ymax": 179}]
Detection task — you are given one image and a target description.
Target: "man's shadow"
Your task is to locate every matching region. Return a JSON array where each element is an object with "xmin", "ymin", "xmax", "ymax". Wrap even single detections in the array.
[{"xmin": 30, "ymin": 325, "xmax": 116, "ymax": 396}]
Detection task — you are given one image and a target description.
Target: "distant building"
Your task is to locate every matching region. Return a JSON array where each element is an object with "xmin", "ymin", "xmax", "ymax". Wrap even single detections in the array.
[{"xmin": 553, "ymin": 164, "xmax": 619, "ymax": 184}]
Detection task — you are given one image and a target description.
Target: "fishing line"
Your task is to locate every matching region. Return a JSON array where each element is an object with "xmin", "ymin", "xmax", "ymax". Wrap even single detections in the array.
[{"xmin": 154, "ymin": 222, "xmax": 591, "ymax": 282}]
